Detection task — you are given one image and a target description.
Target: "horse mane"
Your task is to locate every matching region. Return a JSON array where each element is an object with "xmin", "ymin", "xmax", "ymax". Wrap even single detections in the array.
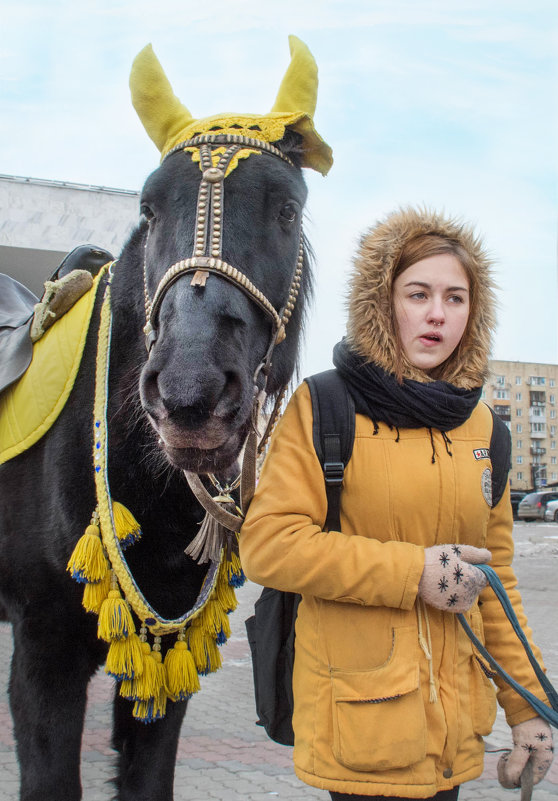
[{"xmin": 264, "ymin": 128, "xmax": 315, "ymax": 398}]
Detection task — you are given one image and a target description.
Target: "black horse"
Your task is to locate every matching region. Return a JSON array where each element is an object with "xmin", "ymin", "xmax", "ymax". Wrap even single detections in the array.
[{"xmin": 0, "ymin": 39, "xmax": 332, "ymax": 800}]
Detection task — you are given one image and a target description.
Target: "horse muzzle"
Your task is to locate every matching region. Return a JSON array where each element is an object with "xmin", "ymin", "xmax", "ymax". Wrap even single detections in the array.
[
  {"xmin": 156, "ymin": 416, "xmax": 232, "ymax": 451},
  {"xmin": 156, "ymin": 420, "xmax": 249, "ymax": 472},
  {"xmin": 140, "ymin": 357, "xmax": 254, "ymax": 471}
]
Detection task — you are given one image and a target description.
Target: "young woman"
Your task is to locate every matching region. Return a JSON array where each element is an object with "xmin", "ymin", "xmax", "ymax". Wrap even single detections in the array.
[{"xmin": 240, "ymin": 207, "xmax": 554, "ymax": 800}]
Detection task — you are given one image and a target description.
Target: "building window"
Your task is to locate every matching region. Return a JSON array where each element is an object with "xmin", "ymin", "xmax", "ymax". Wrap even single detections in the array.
[
  {"xmin": 551, "ymin": 379, "xmax": 555, "ymax": 388},
  {"xmin": 552, "ymin": 456, "xmax": 557, "ymax": 465},
  {"xmin": 551, "ymin": 441, "xmax": 556, "ymax": 450},
  {"xmin": 531, "ymin": 422, "xmax": 545, "ymax": 433},
  {"xmin": 515, "ymin": 392, "xmax": 522, "ymax": 401},
  {"xmin": 517, "ymin": 471, "xmax": 523, "ymax": 480},
  {"xmin": 517, "ymin": 440, "xmax": 522, "ymax": 449},
  {"xmin": 552, "ymin": 426, "xmax": 557, "ymax": 436},
  {"xmin": 551, "ymin": 394, "xmax": 556, "ymax": 404},
  {"xmin": 516, "ymin": 408, "xmax": 522, "ymax": 417},
  {"xmin": 516, "ymin": 376, "xmax": 522, "ymax": 385},
  {"xmin": 495, "ymin": 375, "xmax": 506, "ymax": 386},
  {"xmin": 495, "ymin": 389, "xmax": 510, "ymax": 399},
  {"xmin": 551, "ymin": 410, "xmax": 557, "ymax": 419},
  {"xmin": 553, "ymin": 473, "xmax": 558, "ymax": 481},
  {"xmin": 516, "ymin": 455, "xmax": 523, "ymax": 464},
  {"xmin": 516, "ymin": 424, "xmax": 523, "ymax": 433},
  {"xmin": 530, "ymin": 376, "xmax": 546, "ymax": 386},
  {"xmin": 494, "ymin": 405, "xmax": 511, "ymax": 422},
  {"xmin": 531, "ymin": 407, "xmax": 543, "ymax": 417},
  {"xmin": 530, "ymin": 390, "xmax": 546, "ymax": 407}
]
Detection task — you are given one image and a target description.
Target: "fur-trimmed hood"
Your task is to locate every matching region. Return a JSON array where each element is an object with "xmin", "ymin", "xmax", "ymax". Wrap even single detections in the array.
[{"xmin": 346, "ymin": 207, "xmax": 497, "ymax": 389}]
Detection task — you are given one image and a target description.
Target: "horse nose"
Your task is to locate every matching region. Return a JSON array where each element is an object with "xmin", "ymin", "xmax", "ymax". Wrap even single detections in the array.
[{"xmin": 141, "ymin": 364, "xmax": 243, "ymax": 428}]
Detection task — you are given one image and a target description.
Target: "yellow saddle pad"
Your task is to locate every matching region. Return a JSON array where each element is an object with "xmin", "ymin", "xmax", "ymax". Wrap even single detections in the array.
[{"xmin": 0, "ymin": 269, "xmax": 107, "ymax": 465}]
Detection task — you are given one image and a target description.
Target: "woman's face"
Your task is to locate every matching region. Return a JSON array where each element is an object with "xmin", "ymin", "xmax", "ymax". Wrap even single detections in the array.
[{"xmin": 393, "ymin": 253, "xmax": 470, "ymax": 374}]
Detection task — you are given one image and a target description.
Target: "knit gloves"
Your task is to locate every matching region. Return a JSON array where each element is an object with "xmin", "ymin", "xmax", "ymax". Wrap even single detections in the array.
[
  {"xmin": 498, "ymin": 716, "xmax": 554, "ymax": 788},
  {"xmin": 418, "ymin": 544, "xmax": 491, "ymax": 613}
]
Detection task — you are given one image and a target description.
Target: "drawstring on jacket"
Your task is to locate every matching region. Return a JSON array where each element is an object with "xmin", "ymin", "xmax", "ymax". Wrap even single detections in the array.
[
  {"xmin": 417, "ymin": 599, "xmax": 438, "ymax": 703},
  {"xmin": 428, "ymin": 429, "xmax": 436, "ymax": 463},
  {"xmin": 428, "ymin": 428, "xmax": 453, "ymax": 463}
]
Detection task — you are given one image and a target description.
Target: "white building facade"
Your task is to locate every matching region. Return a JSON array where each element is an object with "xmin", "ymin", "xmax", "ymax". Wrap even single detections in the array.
[{"xmin": 0, "ymin": 174, "xmax": 139, "ymax": 295}]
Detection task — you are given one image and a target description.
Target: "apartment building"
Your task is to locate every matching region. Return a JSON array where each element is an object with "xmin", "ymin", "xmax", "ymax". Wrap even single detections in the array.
[{"xmin": 484, "ymin": 360, "xmax": 558, "ymax": 490}]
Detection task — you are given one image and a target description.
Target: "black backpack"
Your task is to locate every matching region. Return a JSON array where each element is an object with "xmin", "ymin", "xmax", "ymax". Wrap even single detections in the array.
[{"xmin": 245, "ymin": 369, "xmax": 511, "ymax": 746}]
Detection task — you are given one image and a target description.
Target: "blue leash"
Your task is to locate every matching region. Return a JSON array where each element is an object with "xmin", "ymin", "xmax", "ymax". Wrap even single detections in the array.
[{"xmin": 457, "ymin": 564, "xmax": 558, "ymax": 729}]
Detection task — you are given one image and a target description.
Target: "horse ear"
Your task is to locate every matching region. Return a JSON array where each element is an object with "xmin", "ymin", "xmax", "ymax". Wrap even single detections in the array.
[
  {"xmin": 270, "ymin": 35, "xmax": 319, "ymax": 118},
  {"xmin": 129, "ymin": 44, "xmax": 194, "ymax": 154}
]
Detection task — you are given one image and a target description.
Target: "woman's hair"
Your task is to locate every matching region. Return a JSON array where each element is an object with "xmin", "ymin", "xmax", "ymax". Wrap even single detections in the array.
[
  {"xmin": 347, "ymin": 207, "xmax": 495, "ymax": 388},
  {"xmin": 391, "ymin": 233, "xmax": 477, "ymax": 382}
]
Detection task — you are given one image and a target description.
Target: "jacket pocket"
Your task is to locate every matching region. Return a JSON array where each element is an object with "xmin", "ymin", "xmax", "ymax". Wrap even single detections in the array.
[{"xmin": 330, "ymin": 627, "xmax": 426, "ymax": 772}]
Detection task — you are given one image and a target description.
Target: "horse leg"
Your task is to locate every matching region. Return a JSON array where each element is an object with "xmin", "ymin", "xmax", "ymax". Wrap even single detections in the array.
[
  {"xmin": 113, "ymin": 691, "xmax": 188, "ymax": 801},
  {"xmin": 8, "ymin": 607, "xmax": 101, "ymax": 801}
]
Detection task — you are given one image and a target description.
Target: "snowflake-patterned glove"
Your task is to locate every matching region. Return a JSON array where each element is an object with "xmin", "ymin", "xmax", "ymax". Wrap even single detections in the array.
[
  {"xmin": 497, "ymin": 716, "xmax": 554, "ymax": 788},
  {"xmin": 418, "ymin": 544, "xmax": 491, "ymax": 613}
]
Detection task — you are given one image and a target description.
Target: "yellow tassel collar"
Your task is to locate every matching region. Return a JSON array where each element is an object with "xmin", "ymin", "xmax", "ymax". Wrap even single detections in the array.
[{"xmin": 67, "ymin": 272, "xmax": 245, "ymax": 722}]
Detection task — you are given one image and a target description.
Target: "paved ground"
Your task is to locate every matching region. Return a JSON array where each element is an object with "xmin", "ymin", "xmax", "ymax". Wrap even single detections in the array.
[{"xmin": 0, "ymin": 521, "xmax": 557, "ymax": 800}]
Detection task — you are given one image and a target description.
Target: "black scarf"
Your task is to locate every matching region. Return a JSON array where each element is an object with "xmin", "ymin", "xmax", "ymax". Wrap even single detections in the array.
[{"xmin": 332, "ymin": 339, "xmax": 482, "ymax": 433}]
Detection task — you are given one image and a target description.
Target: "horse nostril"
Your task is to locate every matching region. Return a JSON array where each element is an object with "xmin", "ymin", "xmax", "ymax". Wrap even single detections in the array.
[
  {"xmin": 214, "ymin": 371, "xmax": 242, "ymax": 418},
  {"xmin": 140, "ymin": 367, "xmax": 168, "ymax": 421}
]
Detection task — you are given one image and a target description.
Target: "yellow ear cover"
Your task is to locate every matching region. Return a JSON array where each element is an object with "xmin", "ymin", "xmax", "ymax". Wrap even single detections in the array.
[
  {"xmin": 129, "ymin": 44, "xmax": 194, "ymax": 153},
  {"xmin": 271, "ymin": 35, "xmax": 318, "ymax": 118},
  {"xmin": 129, "ymin": 37, "xmax": 333, "ymax": 175}
]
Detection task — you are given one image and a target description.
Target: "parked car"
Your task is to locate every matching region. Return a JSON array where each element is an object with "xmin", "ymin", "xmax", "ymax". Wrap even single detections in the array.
[
  {"xmin": 510, "ymin": 490, "xmax": 527, "ymax": 520},
  {"xmin": 544, "ymin": 499, "xmax": 558, "ymax": 522},
  {"xmin": 517, "ymin": 490, "xmax": 558, "ymax": 521}
]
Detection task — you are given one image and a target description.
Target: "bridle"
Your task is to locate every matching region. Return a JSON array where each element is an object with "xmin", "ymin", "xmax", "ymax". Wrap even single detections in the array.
[
  {"xmin": 140, "ymin": 133, "xmax": 305, "ymax": 553},
  {"xmin": 142, "ymin": 133, "xmax": 303, "ymax": 381}
]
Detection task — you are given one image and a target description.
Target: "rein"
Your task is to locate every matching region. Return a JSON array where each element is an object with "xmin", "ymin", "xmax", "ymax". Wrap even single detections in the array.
[{"xmin": 141, "ymin": 133, "xmax": 303, "ymax": 557}]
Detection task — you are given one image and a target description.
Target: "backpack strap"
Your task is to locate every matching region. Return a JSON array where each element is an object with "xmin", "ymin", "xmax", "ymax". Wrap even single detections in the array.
[
  {"xmin": 487, "ymin": 405, "xmax": 512, "ymax": 508},
  {"xmin": 305, "ymin": 370, "xmax": 355, "ymax": 531}
]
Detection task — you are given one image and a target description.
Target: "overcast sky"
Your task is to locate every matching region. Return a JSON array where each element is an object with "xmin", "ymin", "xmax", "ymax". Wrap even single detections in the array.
[{"xmin": 1, "ymin": 0, "xmax": 557, "ymax": 376}]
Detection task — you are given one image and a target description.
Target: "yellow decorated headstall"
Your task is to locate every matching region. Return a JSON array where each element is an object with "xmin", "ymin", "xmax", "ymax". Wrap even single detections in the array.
[{"xmin": 142, "ymin": 134, "xmax": 303, "ymax": 373}]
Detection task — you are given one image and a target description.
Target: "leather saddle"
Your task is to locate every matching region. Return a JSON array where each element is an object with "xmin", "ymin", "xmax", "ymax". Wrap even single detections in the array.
[{"xmin": 0, "ymin": 245, "xmax": 113, "ymax": 395}]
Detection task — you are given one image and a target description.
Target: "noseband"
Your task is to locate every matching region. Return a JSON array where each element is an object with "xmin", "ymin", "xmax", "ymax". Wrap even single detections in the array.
[{"xmin": 142, "ymin": 133, "xmax": 304, "ymax": 391}]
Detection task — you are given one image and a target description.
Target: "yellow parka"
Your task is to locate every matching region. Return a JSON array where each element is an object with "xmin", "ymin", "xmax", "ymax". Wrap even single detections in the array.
[{"xmin": 239, "ymin": 208, "xmax": 548, "ymax": 798}]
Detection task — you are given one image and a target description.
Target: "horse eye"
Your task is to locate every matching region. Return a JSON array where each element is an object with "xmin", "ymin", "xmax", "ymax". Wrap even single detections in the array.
[
  {"xmin": 279, "ymin": 203, "xmax": 297, "ymax": 223},
  {"xmin": 140, "ymin": 203, "xmax": 154, "ymax": 222}
]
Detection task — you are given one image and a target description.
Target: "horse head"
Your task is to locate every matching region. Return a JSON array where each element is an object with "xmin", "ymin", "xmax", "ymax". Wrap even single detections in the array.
[{"xmin": 113, "ymin": 37, "xmax": 332, "ymax": 474}]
